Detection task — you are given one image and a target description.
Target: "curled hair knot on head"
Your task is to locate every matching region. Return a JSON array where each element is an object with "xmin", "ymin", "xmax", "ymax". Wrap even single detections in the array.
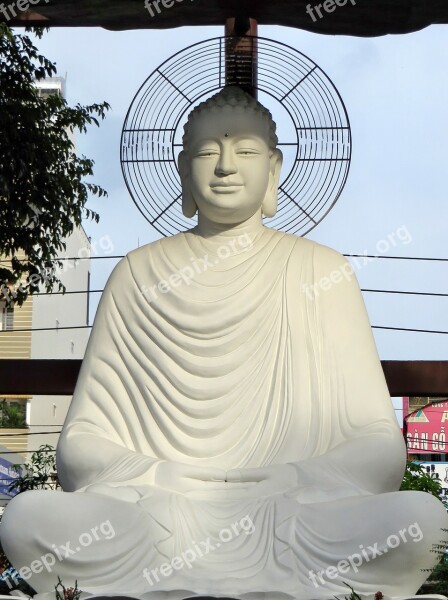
[{"xmin": 182, "ymin": 86, "xmax": 278, "ymax": 152}]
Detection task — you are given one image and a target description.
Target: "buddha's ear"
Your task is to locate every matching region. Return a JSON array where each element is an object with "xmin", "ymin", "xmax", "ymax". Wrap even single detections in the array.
[
  {"xmin": 262, "ymin": 148, "xmax": 283, "ymax": 218},
  {"xmin": 178, "ymin": 151, "xmax": 198, "ymax": 218}
]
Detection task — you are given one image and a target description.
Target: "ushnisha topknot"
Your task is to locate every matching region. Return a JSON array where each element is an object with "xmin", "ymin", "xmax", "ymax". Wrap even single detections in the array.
[{"xmin": 182, "ymin": 86, "xmax": 278, "ymax": 152}]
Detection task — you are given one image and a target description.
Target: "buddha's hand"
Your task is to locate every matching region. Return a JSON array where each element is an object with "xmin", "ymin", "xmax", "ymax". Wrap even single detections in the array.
[
  {"xmin": 225, "ymin": 464, "xmax": 298, "ymax": 498},
  {"xmin": 154, "ymin": 461, "xmax": 228, "ymax": 493}
]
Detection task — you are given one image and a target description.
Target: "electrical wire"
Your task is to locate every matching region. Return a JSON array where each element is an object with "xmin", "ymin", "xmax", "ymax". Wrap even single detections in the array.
[
  {"xmin": 33, "ymin": 289, "xmax": 103, "ymax": 296},
  {"xmin": 0, "ymin": 325, "xmax": 92, "ymax": 332},
  {"xmin": 372, "ymin": 326, "xmax": 448, "ymax": 335},
  {"xmin": 1, "ymin": 253, "xmax": 448, "ymax": 263},
  {"xmin": 344, "ymin": 254, "xmax": 448, "ymax": 262},
  {"xmin": 0, "ymin": 449, "xmax": 55, "ymax": 454},
  {"xmin": 363, "ymin": 289, "xmax": 448, "ymax": 298},
  {"xmin": 25, "ymin": 287, "xmax": 448, "ymax": 298},
  {"xmin": 1, "ymin": 251, "xmax": 447, "ymax": 335},
  {"xmin": 0, "ymin": 256, "xmax": 124, "ymax": 263},
  {"xmin": 0, "ymin": 431, "xmax": 62, "ymax": 436},
  {"xmin": 2, "ymin": 324, "xmax": 447, "ymax": 334}
]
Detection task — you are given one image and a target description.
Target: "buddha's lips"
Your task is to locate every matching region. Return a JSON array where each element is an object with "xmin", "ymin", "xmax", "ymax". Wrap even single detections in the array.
[{"xmin": 210, "ymin": 184, "xmax": 243, "ymax": 193}]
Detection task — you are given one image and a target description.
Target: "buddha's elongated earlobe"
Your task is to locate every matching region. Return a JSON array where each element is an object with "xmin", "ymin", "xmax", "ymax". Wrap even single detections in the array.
[
  {"xmin": 182, "ymin": 185, "xmax": 198, "ymax": 219},
  {"xmin": 178, "ymin": 151, "xmax": 198, "ymax": 218},
  {"xmin": 262, "ymin": 149, "xmax": 283, "ymax": 218}
]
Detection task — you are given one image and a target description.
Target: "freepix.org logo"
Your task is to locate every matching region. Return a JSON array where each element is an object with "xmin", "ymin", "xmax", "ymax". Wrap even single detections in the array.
[
  {"xmin": 308, "ymin": 522, "xmax": 423, "ymax": 588},
  {"xmin": 143, "ymin": 515, "xmax": 255, "ymax": 586},
  {"xmin": 3, "ymin": 520, "xmax": 116, "ymax": 589},
  {"xmin": 141, "ymin": 233, "xmax": 253, "ymax": 304}
]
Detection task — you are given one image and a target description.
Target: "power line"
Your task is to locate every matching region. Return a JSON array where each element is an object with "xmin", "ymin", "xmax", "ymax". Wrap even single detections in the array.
[
  {"xmin": 345, "ymin": 254, "xmax": 448, "ymax": 262},
  {"xmin": 405, "ymin": 435, "xmax": 448, "ymax": 441},
  {"xmin": 1, "ymin": 254, "xmax": 448, "ymax": 264},
  {"xmin": 28, "ymin": 287, "xmax": 448, "ymax": 298},
  {"xmin": 2, "ymin": 324, "xmax": 447, "ymax": 335},
  {"xmin": 372, "ymin": 326, "xmax": 448, "ymax": 335},
  {"xmin": 0, "ymin": 449, "xmax": 55, "ymax": 454},
  {"xmin": 34, "ymin": 289, "xmax": 103, "ymax": 296},
  {"xmin": 0, "ymin": 255, "xmax": 123, "ymax": 263},
  {"xmin": 406, "ymin": 448, "xmax": 448, "ymax": 453},
  {"xmin": 399, "ymin": 410, "xmax": 448, "ymax": 415},
  {"xmin": 0, "ymin": 431, "xmax": 61, "ymax": 437},
  {"xmin": 0, "ymin": 325, "xmax": 92, "ymax": 333},
  {"xmin": 364, "ymin": 288, "xmax": 448, "ymax": 298}
]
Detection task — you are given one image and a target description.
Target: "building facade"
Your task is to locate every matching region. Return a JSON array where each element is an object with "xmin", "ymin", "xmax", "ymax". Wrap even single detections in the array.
[
  {"xmin": 403, "ymin": 396, "xmax": 448, "ymax": 502},
  {"xmin": 0, "ymin": 77, "xmax": 92, "ymax": 502}
]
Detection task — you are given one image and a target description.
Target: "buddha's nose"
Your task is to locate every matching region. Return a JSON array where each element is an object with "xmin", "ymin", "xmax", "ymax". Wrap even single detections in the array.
[{"xmin": 215, "ymin": 148, "xmax": 237, "ymax": 175}]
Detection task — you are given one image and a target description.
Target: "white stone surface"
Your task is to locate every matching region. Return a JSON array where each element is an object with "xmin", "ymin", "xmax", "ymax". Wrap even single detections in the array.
[{"xmin": 1, "ymin": 88, "xmax": 447, "ymax": 600}]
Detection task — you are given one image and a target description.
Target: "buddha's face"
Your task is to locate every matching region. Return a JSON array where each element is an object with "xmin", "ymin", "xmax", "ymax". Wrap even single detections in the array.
[{"xmin": 180, "ymin": 107, "xmax": 282, "ymax": 224}]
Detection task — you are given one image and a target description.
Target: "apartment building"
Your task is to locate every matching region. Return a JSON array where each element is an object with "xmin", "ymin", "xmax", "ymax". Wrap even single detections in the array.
[{"xmin": 0, "ymin": 77, "xmax": 92, "ymax": 502}]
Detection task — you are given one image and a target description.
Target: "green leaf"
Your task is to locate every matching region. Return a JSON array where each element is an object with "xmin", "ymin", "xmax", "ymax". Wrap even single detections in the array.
[{"xmin": 0, "ymin": 25, "xmax": 110, "ymax": 306}]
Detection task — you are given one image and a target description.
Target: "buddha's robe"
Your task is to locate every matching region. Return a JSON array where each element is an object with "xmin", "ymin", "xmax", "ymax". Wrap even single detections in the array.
[{"xmin": 2, "ymin": 228, "xmax": 446, "ymax": 600}]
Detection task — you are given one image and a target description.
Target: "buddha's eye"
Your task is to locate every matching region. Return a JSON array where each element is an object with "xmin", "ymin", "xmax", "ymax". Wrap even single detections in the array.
[
  {"xmin": 236, "ymin": 148, "xmax": 260, "ymax": 156},
  {"xmin": 195, "ymin": 150, "xmax": 219, "ymax": 158}
]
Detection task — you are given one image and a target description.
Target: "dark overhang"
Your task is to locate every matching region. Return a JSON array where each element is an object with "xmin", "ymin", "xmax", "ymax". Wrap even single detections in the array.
[{"xmin": 4, "ymin": 0, "xmax": 448, "ymax": 36}]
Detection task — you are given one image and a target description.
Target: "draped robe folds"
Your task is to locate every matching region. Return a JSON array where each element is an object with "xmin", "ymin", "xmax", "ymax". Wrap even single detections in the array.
[{"xmin": 2, "ymin": 228, "xmax": 447, "ymax": 600}]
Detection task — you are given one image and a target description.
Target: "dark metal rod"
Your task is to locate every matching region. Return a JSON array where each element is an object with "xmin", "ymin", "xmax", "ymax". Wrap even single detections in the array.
[
  {"xmin": 224, "ymin": 18, "xmax": 258, "ymax": 98},
  {"xmin": 1, "ymin": 360, "xmax": 447, "ymax": 397}
]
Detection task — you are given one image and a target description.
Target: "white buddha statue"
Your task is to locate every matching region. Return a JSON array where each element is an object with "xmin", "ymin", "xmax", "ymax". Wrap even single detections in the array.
[{"xmin": 1, "ymin": 86, "xmax": 447, "ymax": 600}]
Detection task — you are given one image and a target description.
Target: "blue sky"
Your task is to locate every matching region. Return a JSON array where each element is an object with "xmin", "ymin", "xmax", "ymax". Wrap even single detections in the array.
[{"xmin": 34, "ymin": 22, "xmax": 448, "ymax": 362}]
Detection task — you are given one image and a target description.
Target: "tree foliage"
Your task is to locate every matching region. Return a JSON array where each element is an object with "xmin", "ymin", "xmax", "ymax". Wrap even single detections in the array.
[
  {"xmin": 8, "ymin": 443, "xmax": 59, "ymax": 494},
  {"xmin": 0, "ymin": 400, "xmax": 26, "ymax": 428},
  {"xmin": 0, "ymin": 24, "xmax": 110, "ymax": 306},
  {"xmin": 422, "ymin": 554, "xmax": 448, "ymax": 596},
  {"xmin": 400, "ymin": 459, "xmax": 445, "ymax": 501}
]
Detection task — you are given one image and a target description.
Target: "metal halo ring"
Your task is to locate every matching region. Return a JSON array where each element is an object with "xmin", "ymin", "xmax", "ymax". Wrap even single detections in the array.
[{"xmin": 120, "ymin": 35, "xmax": 352, "ymax": 237}]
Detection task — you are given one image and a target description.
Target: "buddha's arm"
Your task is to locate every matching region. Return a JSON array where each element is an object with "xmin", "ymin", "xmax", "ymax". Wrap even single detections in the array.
[
  {"xmin": 289, "ymin": 429, "xmax": 405, "ymax": 501},
  {"xmin": 291, "ymin": 245, "xmax": 406, "ymax": 499},
  {"xmin": 56, "ymin": 257, "xmax": 162, "ymax": 493},
  {"xmin": 57, "ymin": 428, "xmax": 161, "ymax": 492}
]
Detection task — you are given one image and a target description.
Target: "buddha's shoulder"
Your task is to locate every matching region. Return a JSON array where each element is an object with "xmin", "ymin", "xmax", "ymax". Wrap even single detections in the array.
[
  {"xmin": 125, "ymin": 233, "xmax": 187, "ymax": 262},
  {"xmin": 122, "ymin": 230, "xmax": 347, "ymax": 271},
  {"xmin": 272, "ymin": 230, "xmax": 348, "ymax": 269},
  {"xmin": 103, "ymin": 235, "xmax": 186, "ymax": 286}
]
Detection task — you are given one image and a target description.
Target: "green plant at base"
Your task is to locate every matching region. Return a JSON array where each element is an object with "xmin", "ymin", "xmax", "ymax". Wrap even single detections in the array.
[
  {"xmin": 8, "ymin": 444, "xmax": 60, "ymax": 494},
  {"xmin": 335, "ymin": 582, "xmax": 383, "ymax": 600},
  {"xmin": 55, "ymin": 577, "xmax": 82, "ymax": 600},
  {"xmin": 418, "ymin": 528, "xmax": 448, "ymax": 595},
  {"xmin": 400, "ymin": 460, "xmax": 444, "ymax": 503}
]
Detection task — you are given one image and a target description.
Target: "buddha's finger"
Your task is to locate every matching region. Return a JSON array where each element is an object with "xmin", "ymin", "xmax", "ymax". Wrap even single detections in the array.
[
  {"xmin": 184, "ymin": 466, "xmax": 227, "ymax": 481},
  {"xmin": 226, "ymin": 467, "xmax": 269, "ymax": 482},
  {"xmin": 179, "ymin": 479, "xmax": 231, "ymax": 493}
]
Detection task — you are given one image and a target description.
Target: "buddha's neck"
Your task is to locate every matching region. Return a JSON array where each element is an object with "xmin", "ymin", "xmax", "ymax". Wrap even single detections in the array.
[{"xmin": 195, "ymin": 210, "xmax": 265, "ymax": 241}]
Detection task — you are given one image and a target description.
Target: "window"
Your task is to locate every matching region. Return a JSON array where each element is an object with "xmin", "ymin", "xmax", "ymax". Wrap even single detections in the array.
[{"xmin": 1, "ymin": 306, "xmax": 14, "ymax": 331}]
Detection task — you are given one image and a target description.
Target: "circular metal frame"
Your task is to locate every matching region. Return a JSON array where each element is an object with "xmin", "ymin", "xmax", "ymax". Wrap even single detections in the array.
[{"xmin": 120, "ymin": 36, "xmax": 352, "ymax": 236}]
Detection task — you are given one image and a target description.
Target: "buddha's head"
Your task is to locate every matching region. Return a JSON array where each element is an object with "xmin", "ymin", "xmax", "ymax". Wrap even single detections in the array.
[{"xmin": 178, "ymin": 86, "xmax": 283, "ymax": 224}]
